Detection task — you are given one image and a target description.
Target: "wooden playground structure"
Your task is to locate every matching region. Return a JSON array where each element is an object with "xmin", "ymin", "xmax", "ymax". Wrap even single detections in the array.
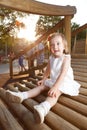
[{"xmin": 0, "ymin": 0, "xmax": 87, "ymax": 130}]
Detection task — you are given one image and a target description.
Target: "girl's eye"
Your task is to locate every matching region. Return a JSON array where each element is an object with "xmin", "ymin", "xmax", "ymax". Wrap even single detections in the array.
[{"xmin": 57, "ymin": 42, "xmax": 60, "ymax": 45}]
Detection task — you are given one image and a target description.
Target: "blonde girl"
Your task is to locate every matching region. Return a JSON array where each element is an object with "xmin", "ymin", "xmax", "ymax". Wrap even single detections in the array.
[{"xmin": 6, "ymin": 33, "xmax": 80, "ymax": 124}]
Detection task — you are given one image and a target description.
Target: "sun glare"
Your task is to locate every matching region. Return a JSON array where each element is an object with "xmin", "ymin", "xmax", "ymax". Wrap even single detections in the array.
[{"xmin": 17, "ymin": 14, "xmax": 39, "ymax": 42}]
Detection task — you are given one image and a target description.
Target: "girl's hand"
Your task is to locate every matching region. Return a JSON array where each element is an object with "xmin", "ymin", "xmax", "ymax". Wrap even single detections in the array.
[
  {"xmin": 48, "ymin": 86, "xmax": 58, "ymax": 98},
  {"xmin": 37, "ymin": 79, "xmax": 44, "ymax": 86}
]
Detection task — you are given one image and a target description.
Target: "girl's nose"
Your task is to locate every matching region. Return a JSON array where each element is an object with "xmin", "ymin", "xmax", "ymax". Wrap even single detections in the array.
[{"xmin": 54, "ymin": 43, "xmax": 58, "ymax": 49}]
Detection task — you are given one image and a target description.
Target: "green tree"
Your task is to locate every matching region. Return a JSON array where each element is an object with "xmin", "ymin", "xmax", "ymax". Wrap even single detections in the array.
[
  {"xmin": 71, "ymin": 22, "xmax": 80, "ymax": 31},
  {"xmin": 0, "ymin": 7, "xmax": 29, "ymax": 54},
  {"xmin": 36, "ymin": 15, "xmax": 61, "ymax": 36}
]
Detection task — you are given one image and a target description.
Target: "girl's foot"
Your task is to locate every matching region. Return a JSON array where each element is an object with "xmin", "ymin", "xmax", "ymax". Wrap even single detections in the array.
[
  {"xmin": 34, "ymin": 101, "xmax": 51, "ymax": 124},
  {"xmin": 6, "ymin": 90, "xmax": 23, "ymax": 103},
  {"xmin": 34, "ymin": 104, "xmax": 45, "ymax": 124}
]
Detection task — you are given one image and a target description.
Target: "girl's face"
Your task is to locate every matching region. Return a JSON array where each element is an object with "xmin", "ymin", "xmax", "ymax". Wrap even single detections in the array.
[{"xmin": 50, "ymin": 35, "xmax": 64, "ymax": 57}]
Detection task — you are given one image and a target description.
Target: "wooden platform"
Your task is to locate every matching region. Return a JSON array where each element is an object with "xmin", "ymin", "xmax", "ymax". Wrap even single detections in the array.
[{"xmin": 0, "ymin": 56, "xmax": 87, "ymax": 130}]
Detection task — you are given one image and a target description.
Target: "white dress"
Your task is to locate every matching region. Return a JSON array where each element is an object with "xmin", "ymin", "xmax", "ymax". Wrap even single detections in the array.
[{"xmin": 44, "ymin": 54, "xmax": 80, "ymax": 96}]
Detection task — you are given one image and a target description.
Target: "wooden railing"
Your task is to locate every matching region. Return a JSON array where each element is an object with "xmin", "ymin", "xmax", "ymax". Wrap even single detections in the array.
[
  {"xmin": 71, "ymin": 23, "xmax": 87, "ymax": 54},
  {"xmin": 9, "ymin": 18, "xmax": 87, "ymax": 78},
  {"xmin": 9, "ymin": 19, "xmax": 64, "ymax": 78}
]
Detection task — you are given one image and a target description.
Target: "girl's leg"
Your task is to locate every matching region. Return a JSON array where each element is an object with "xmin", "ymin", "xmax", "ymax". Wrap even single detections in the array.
[
  {"xmin": 6, "ymin": 85, "xmax": 47, "ymax": 103},
  {"xmin": 22, "ymin": 85, "xmax": 47, "ymax": 99},
  {"xmin": 46, "ymin": 90, "xmax": 62, "ymax": 107},
  {"xmin": 34, "ymin": 90, "xmax": 62, "ymax": 123}
]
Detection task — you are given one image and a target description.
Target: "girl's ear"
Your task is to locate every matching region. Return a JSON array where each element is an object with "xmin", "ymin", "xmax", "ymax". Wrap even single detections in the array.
[{"xmin": 63, "ymin": 49, "xmax": 65, "ymax": 54}]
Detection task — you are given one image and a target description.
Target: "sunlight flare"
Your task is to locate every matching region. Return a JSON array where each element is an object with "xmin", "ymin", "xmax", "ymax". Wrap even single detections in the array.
[{"xmin": 17, "ymin": 14, "xmax": 39, "ymax": 42}]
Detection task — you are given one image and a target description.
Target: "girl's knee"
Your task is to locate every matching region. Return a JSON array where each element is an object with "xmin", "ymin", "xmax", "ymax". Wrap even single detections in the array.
[
  {"xmin": 39, "ymin": 85, "xmax": 46, "ymax": 91},
  {"xmin": 57, "ymin": 90, "xmax": 62, "ymax": 97}
]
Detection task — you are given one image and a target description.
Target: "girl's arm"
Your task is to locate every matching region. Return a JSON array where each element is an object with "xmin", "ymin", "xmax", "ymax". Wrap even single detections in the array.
[
  {"xmin": 48, "ymin": 55, "xmax": 70, "ymax": 97},
  {"xmin": 43, "ymin": 60, "xmax": 50, "ymax": 80},
  {"xmin": 37, "ymin": 60, "xmax": 50, "ymax": 86}
]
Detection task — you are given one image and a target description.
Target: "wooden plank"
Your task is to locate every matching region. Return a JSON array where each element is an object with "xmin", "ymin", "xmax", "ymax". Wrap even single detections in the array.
[
  {"xmin": 52, "ymin": 103, "xmax": 87, "ymax": 130},
  {"xmin": 23, "ymin": 99, "xmax": 79, "ymax": 130},
  {"xmin": 14, "ymin": 82, "xmax": 30, "ymax": 91},
  {"xmin": 72, "ymin": 61, "xmax": 87, "ymax": 65},
  {"xmin": 21, "ymin": 80, "xmax": 37, "ymax": 88},
  {"xmin": 80, "ymin": 88, "xmax": 87, "ymax": 96},
  {"xmin": 72, "ymin": 24, "xmax": 87, "ymax": 36},
  {"xmin": 74, "ymin": 71, "xmax": 87, "ymax": 77},
  {"xmin": 59, "ymin": 95, "xmax": 87, "ymax": 116},
  {"xmin": 34, "ymin": 94, "xmax": 87, "ymax": 130},
  {"xmin": 6, "ymin": 84, "xmax": 19, "ymax": 92},
  {"xmin": 71, "ymin": 54, "xmax": 87, "ymax": 59},
  {"xmin": 64, "ymin": 16, "xmax": 71, "ymax": 52},
  {"xmin": 77, "ymin": 81, "xmax": 87, "ymax": 88},
  {"xmin": 0, "ymin": 89, "xmax": 52, "ymax": 130},
  {"xmin": 66, "ymin": 94, "xmax": 87, "ymax": 105},
  {"xmin": 0, "ymin": 99, "xmax": 23, "ymax": 130},
  {"xmin": 72, "ymin": 64, "xmax": 87, "ymax": 69},
  {"xmin": 0, "ymin": 0, "xmax": 76, "ymax": 16},
  {"xmin": 74, "ymin": 75, "xmax": 87, "ymax": 82},
  {"xmin": 73, "ymin": 68, "xmax": 87, "ymax": 73}
]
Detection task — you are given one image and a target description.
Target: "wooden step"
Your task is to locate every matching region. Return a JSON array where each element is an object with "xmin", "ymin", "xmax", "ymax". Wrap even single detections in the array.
[
  {"xmin": 74, "ymin": 71, "xmax": 87, "ymax": 77},
  {"xmin": 0, "ymin": 89, "xmax": 51, "ymax": 130},
  {"xmin": 73, "ymin": 68, "xmax": 87, "ymax": 73},
  {"xmin": 0, "ymin": 55, "xmax": 87, "ymax": 130},
  {"xmin": 0, "ymin": 99, "xmax": 23, "ymax": 130},
  {"xmin": 72, "ymin": 64, "xmax": 87, "ymax": 69}
]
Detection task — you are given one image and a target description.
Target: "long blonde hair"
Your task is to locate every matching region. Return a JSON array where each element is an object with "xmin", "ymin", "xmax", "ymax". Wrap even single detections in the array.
[{"xmin": 48, "ymin": 32, "xmax": 69, "ymax": 54}]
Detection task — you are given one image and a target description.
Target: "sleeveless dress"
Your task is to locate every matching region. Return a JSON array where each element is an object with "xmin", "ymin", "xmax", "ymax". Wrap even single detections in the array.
[{"xmin": 44, "ymin": 54, "xmax": 80, "ymax": 96}]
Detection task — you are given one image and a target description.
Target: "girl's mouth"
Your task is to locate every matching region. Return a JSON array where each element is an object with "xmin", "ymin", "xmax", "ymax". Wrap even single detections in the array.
[{"xmin": 54, "ymin": 50, "xmax": 59, "ymax": 52}]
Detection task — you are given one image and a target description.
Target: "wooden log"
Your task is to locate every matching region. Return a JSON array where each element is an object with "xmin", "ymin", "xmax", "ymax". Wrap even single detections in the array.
[
  {"xmin": 23, "ymin": 99, "xmax": 79, "ymax": 130},
  {"xmin": 21, "ymin": 80, "xmax": 37, "ymax": 88},
  {"xmin": 0, "ymin": 99, "xmax": 23, "ymax": 130},
  {"xmin": 74, "ymin": 75, "xmax": 87, "ymax": 82},
  {"xmin": 0, "ymin": 89, "xmax": 52, "ymax": 130},
  {"xmin": 34, "ymin": 94, "xmax": 87, "ymax": 130},
  {"xmin": 73, "ymin": 68, "xmax": 87, "ymax": 73},
  {"xmin": 71, "ymin": 54, "xmax": 87, "ymax": 59},
  {"xmin": 72, "ymin": 64, "xmax": 87, "ymax": 69},
  {"xmin": 28, "ymin": 78, "xmax": 39, "ymax": 84},
  {"xmin": 77, "ymin": 81, "xmax": 87, "ymax": 88},
  {"xmin": 72, "ymin": 24, "xmax": 87, "ymax": 36},
  {"xmin": 0, "ymin": 0, "xmax": 76, "ymax": 16},
  {"xmin": 71, "ymin": 61, "xmax": 87, "ymax": 66},
  {"xmin": 74, "ymin": 71, "xmax": 87, "ymax": 77},
  {"xmin": 14, "ymin": 82, "xmax": 29, "ymax": 91},
  {"xmin": 80, "ymin": 88, "xmax": 87, "ymax": 96},
  {"xmin": 52, "ymin": 103, "xmax": 87, "ymax": 130},
  {"xmin": 6, "ymin": 84, "xmax": 19, "ymax": 92},
  {"xmin": 66, "ymin": 94, "xmax": 87, "ymax": 105},
  {"xmin": 59, "ymin": 95, "xmax": 87, "ymax": 116}
]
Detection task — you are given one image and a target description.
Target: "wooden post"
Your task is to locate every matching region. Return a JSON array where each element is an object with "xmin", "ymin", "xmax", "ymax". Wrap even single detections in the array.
[
  {"xmin": 85, "ymin": 29, "xmax": 87, "ymax": 54},
  {"xmin": 72, "ymin": 35, "xmax": 77, "ymax": 54},
  {"xmin": 9, "ymin": 58, "xmax": 13, "ymax": 78},
  {"xmin": 64, "ymin": 16, "xmax": 71, "ymax": 53}
]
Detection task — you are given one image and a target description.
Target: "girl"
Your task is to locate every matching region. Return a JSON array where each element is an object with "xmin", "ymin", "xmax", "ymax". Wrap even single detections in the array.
[{"xmin": 6, "ymin": 33, "xmax": 80, "ymax": 124}]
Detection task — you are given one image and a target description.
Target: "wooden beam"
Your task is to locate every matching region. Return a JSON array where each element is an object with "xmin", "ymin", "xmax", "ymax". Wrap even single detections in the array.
[
  {"xmin": 72, "ymin": 24, "xmax": 87, "ymax": 36},
  {"xmin": 0, "ymin": 0, "xmax": 76, "ymax": 16},
  {"xmin": 64, "ymin": 16, "xmax": 71, "ymax": 53},
  {"xmin": 85, "ymin": 29, "xmax": 87, "ymax": 54}
]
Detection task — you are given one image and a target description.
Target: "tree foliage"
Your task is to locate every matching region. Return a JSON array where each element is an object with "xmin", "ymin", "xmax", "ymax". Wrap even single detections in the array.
[
  {"xmin": 0, "ymin": 7, "xmax": 29, "ymax": 53},
  {"xmin": 35, "ymin": 15, "xmax": 85, "ymax": 39},
  {"xmin": 0, "ymin": 7, "xmax": 28, "ymax": 37},
  {"xmin": 36, "ymin": 15, "xmax": 61, "ymax": 36},
  {"xmin": 71, "ymin": 22, "xmax": 86, "ymax": 39},
  {"xmin": 71, "ymin": 22, "xmax": 80, "ymax": 31}
]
